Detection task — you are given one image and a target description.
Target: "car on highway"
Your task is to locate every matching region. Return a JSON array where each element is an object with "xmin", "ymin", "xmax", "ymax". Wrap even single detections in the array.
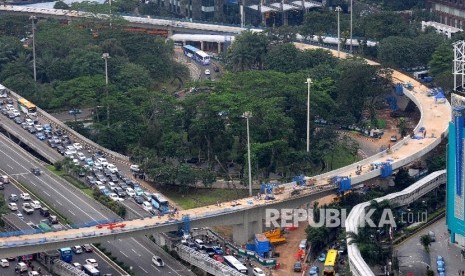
[
  {"xmin": 134, "ymin": 186, "xmax": 144, "ymax": 196},
  {"xmin": 31, "ymin": 168, "xmax": 41, "ymax": 176},
  {"xmin": 72, "ymin": 245, "xmax": 83, "ymax": 254},
  {"xmin": 85, "ymin": 158, "xmax": 94, "ymax": 166},
  {"xmin": 36, "ymin": 132, "xmax": 46, "ymax": 140},
  {"xmin": 308, "ymin": 266, "xmax": 319, "ymax": 275},
  {"xmin": 204, "ymin": 69, "xmax": 211, "ymax": 75},
  {"xmin": 13, "ymin": 117, "xmax": 23, "ymax": 124},
  {"xmin": 142, "ymin": 201, "xmax": 152, "ymax": 212},
  {"xmin": 48, "ymin": 215, "xmax": 58, "ymax": 224},
  {"xmin": 20, "ymin": 193, "xmax": 31, "ymax": 201},
  {"xmin": 151, "ymin": 256, "xmax": 164, "ymax": 267},
  {"xmin": 8, "ymin": 203, "xmax": 18, "ymax": 211},
  {"xmin": 31, "ymin": 200, "xmax": 41, "ymax": 209},
  {"xmin": 125, "ymin": 187, "xmax": 136, "ymax": 197},
  {"xmin": 109, "ymin": 193, "xmax": 123, "ymax": 202},
  {"xmin": 73, "ymin": 143, "xmax": 83, "ymax": 150},
  {"xmin": 130, "ymin": 164, "xmax": 140, "ymax": 172},
  {"xmin": 39, "ymin": 206, "xmax": 50, "ymax": 217},
  {"xmin": 101, "ymin": 188, "xmax": 111, "ymax": 196},
  {"xmin": 65, "ymin": 145, "xmax": 77, "ymax": 154},
  {"xmin": 82, "ymin": 244, "xmax": 93, "ymax": 252},
  {"xmin": 299, "ymin": 239, "xmax": 308, "ymax": 249},
  {"xmin": 22, "ymin": 203, "xmax": 34, "ymax": 215},
  {"xmin": 34, "ymin": 124, "xmax": 43, "ymax": 131},
  {"xmin": 318, "ymin": 252, "xmax": 326, "ymax": 262},
  {"xmin": 56, "ymin": 146, "xmax": 66, "ymax": 155},
  {"xmin": 25, "ymin": 118, "xmax": 34, "ymax": 126},
  {"xmin": 0, "ymin": 259, "xmax": 9, "ymax": 268},
  {"xmin": 0, "ymin": 108, "xmax": 7, "ymax": 115},
  {"xmin": 114, "ymin": 187, "xmax": 126, "ymax": 198},
  {"xmin": 43, "ymin": 123, "xmax": 52, "ymax": 132},
  {"xmin": 27, "ymin": 126, "xmax": 36, "ymax": 134},
  {"xmin": 16, "ymin": 212, "xmax": 23, "ymax": 219},
  {"xmin": 85, "ymin": 258, "xmax": 98, "ymax": 268},
  {"xmin": 72, "ymin": 262, "xmax": 82, "ymax": 270},
  {"xmin": 253, "ymin": 267, "xmax": 265, "ymax": 276},
  {"xmin": 96, "ymin": 158, "xmax": 108, "ymax": 167},
  {"xmin": 76, "ymin": 152, "xmax": 86, "ymax": 161},
  {"xmin": 106, "ymin": 163, "xmax": 118, "ymax": 173},
  {"xmin": 69, "ymin": 109, "xmax": 82, "ymax": 115},
  {"xmin": 134, "ymin": 195, "xmax": 144, "ymax": 204},
  {"xmin": 8, "ymin": 194, "xmax": 18, "ymax": 202}
]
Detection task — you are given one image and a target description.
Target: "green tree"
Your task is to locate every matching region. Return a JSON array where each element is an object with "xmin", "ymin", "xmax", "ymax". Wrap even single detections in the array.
[
  {"xmin": 225, "ymin": 31, "xmax": 268, "ymax": 72},
  {"xmin": 54, "ymin": 1, "xmax": 70, "ymax": 9},
  {"xmin": 265, "ymin": 43, "xmax": 301, "ymax": 73},
  {"xmin": 420, "ymin": 234, "xmax": 432, "ymax": 252}
]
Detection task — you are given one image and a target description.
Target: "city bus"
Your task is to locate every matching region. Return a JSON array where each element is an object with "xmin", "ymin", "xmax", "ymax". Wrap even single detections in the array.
[
  {"xmin": 223, "ymin": 255, "xmax": 248, "ymax": 274},
  {"xmin": 182, "ymin": 45, "xmax": 211, "ymax": 65},
  {"xmin": 83, "ymin": 264, "xmax": 100, "ymax": 276},
  {"xmin": 17, "ymin": 98, "xmax": 37, "ymax": 117},
  {"xmin": 58, "ymin": 247, "xmax": 73, "ymax": 263},
  {"xmin": 323, "ymin": 249, "xmax": 338, "ymax": 276},
  {"xmin": 151, "ymin": 193, "xmax": 169, "ymax": 214}
]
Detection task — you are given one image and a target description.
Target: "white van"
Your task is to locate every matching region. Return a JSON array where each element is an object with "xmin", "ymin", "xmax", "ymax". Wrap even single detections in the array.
[
  {"xmin": 16, "ymin": 262, "xmax": 27, "ymax": 272},
  {"xmin": 194, "ymin": 239, "xmax": 205, "ymax": 250}
]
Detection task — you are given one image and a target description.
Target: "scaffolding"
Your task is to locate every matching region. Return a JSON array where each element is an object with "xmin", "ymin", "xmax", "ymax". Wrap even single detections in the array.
[{"xmin": 453, "ymin": 41, "xmax": 465, "ymax": 92}]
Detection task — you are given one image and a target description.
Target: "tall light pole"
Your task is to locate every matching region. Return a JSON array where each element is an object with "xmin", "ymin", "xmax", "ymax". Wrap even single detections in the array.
[
  {"xmin": 305, "ymin": 78, "xmax": 312, "ymax": 152},
  {"xmin": 335, "ymin": 6, "xmax": 342, "ymax": 58},
  {"xmin": 102, "ymin": 53, "xmax": 110, "ymax": 127},
  {"xmin": 30, "ymin": 16, "xmax": 37, "ymax": 82},
  {"xmin": 243, "ymin": 111, "xmax": 253, "ymax": 197},
  {"xmin": 350, "ymin": 0, "xmax": 353, "ymax": 54}
]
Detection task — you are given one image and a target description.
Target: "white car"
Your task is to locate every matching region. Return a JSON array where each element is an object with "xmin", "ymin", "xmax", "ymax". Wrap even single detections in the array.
[
  {"xmin": 25, "ymin": 118, "xmax": 34, "ymax": 126},
  {"xmin": 97, "ymin": 158, "xmax": 108, "ymax": 167},
  {"xmin": 8, "ymin": 203, "xmax": 17, "ymax": 211},
  {"xmin": 253, "ymin": 267, "xmax": 265, "ymax": 276},
  {"xmin": 72, "ymin": 262, "xmax": 82, "ymax": 270},
  {"xmin": 0, "ymin": 259, "xmax": 9, "ymax": 267},
  {"xmin": 126, "ymin": 187, "xmax": 136, "ymax": 197},
  {"xmin": 65, "ymin": 146, "xmax": 77, "ymax": 154},
  {"xmin": 94, "ymin": 163, "xmax": 103, "ymax": 170},
  {"xmin": 16, "ymin": 212, "xmax": 23, "ymax": 219},
  {"xmin": 76, "ymin": 152, "xmax": 86, "ymax": 161},
  {"xmin": 72, "ymin": 159, "xmax": 80, "ymax": 166},
  {"xmin": 64, "ymin": 151, "xmax": 74, "ymax": 159},
  {"xmin": 85, "ymin": 258, "xmax": 98, "ymax": 268},
  {"xmin": 73, "ymin": 143, "xmax": 83, "ymax": 150},
  {"xmin": 106, "ymin": 164, "xmax": 118, "ymax": 173},
  {"xmin": 20, "ymin": 193, "xmax": 31, "ymax": 201},
  {"xmin": 151, "ymin": 256, "xmax": 164, "ymax": 267},
  {"xmin": 109, "ymin": 193, "xmax": 123, "ymax": 202},
  {"xmin": 142, "ymin": 201, "xmax": 152, "ymax": 212},
  {"xmin": 34, "ymin": 124, "xmax": 43, "ymax": 131},
  {"xmin": 31, "ymin": 200, "xmax": 41, "ymax": 209},
  {"xmin": 5, "ymin": 104, "xmax": 14, "ymax": 111},
  {"xmin": 12, "ymin": 109, "xmax": 20, "ymax": 117},
  {"xmin": 205, "ymin": 69, "xmax": 211, "ymax": 75},
  {"xmin": 130, "ymin": 164, "xmax": 140, "ymax": 172},
  {"xmin": 28, "ymin": 271, "xmax": 40, "ymax": 276}
]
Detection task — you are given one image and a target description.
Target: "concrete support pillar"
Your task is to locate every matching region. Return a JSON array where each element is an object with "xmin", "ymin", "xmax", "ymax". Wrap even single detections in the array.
[
  {"xmin": 217, "ymin": 42, "xmax": 221, "ymax": 53},
  {"xmin": 183, "ymin": 40, "xmax": 186, "ymax": 46},
  {"xmin": 168, "ymin": 29, "xmax": 174, "ymax": 37},
  {"xmin": 283, "ymin": 11, "xmax": 288, "ymax": 26},
  {"xmin": 200, "ymin": 41, "xmax": 204, "ymax": 50},
  {"xmin": 232, "ymin": 209, "xmax": 263, "ymax": 244}
]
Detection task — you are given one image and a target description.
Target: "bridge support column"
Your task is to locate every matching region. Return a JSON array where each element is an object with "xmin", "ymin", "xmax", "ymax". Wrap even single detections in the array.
[
  {"xmin": 200, "ymin": 41, "xmax": 204, "ymax": 50},
  {"xmin": 168, "ymin": 29, "xmax": 174, "ymax": 37},
  {"xmin": 217, "ymin": 42, "xmax": 221, "ymax": 53},
  {"xmin": 232, "ymin": 209, "xmax": 263, "ymax": 244},
  {"xmin": 283, "ymin": 11, "xmax": 288, "ymax": 26}
]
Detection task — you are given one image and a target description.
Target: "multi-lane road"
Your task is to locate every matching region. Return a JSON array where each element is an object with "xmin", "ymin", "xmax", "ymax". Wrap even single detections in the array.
[{"xmin": 0, "ymin": 132, "xmax": 194, "ymax": 275}]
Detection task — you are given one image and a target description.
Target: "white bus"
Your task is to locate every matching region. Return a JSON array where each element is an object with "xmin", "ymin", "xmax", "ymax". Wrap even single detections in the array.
[
  {"xmin": 182, "ymin": 45, "xmax": 211, "ymax": 65},
  {"xmin": 83, "ymin": 264, "xmax": 100, "ymax": 276},
  {"xmin": 17, "ymin": 98, "xmax": 37, "ymax": 117},
  {"xmin": 223, "ymin": 255, "xmax": 248, "ymax": 274}
]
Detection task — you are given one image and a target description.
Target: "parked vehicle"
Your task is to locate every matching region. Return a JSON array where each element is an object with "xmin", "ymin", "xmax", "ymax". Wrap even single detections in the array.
[
  {"xmin": 22, "ymin": 203, "xmax": 34, "ymax": 215},
  {"xmin": 8, "ymin": 203, "xmax": 18, "ymax": 211},
  {"xmin": 20, "ymin": 193, "xmax": 31, "ymax": 200},
  {"xmin": 151, "ymin": 256, "xmax": 164, "ymax": 267}
]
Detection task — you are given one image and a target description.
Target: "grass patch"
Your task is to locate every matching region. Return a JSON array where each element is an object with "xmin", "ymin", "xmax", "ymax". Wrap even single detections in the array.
[
  {"xmin": 47, "ymin": 165, "xmax": 93, "ymax": 197},
  {"xmin": 323, "ymin": 145, "xmax": 360, "ymax": 172},
  {"xmin": 157, "ymin": 186, "xmax": 255, "ymax": 209}
]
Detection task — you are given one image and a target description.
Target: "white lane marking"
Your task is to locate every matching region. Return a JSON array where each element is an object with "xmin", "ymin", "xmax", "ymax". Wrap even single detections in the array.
[
  {"xmin": 151, "ymin": 264, "xmax": 160, "ymax": 272},
  {"xmin": 68, "ymin": 210, "xmax": 75, "ymax": 216},
  {"xmin": 120, "ymin": 251, "xmax": 128, "ymax": 258},
  {"xmin": 131, "ymin": 238, "xmax": 183, "ymax": 276},
  {"xmin": 56, "ymin": 201, "xmax": 63, "ymax": 206},
  {"xmin": 131, "ymin": 249, "xmax": 141, "ymax": 257},
  {"xmin": 6, "ymin": 164, "xmax": 13, "ymax": 170},
  {"xmin": 43, "ymin": 191, "xmax": 50, "ymax": 197},
  {"xmin": 138, "ymin": 265, "xmax": 149, "ymax": 274}
]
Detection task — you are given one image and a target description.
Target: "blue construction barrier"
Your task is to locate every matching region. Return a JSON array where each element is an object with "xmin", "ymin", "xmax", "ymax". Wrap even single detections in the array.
[
  {"xmin": 386, "ymin": 96, "xmax": 398, "ymax": 111},
  {"xmin": 380, "ymin": 163, "xmax": 393, "ymax": 178},
  {"xmin": 331, "ymin": 176, "xmax": 352, "ymax": 192},
  {"xmin": 182, "ymin": 215, "xmax": 190, "ymax": 234},
  {"xmin": 292, "ymin": 175, "xmax": 306, "ymax": 186},
  {"xmin": 395, "ymin": 83, "xmax": 404, "ymax": 96}
]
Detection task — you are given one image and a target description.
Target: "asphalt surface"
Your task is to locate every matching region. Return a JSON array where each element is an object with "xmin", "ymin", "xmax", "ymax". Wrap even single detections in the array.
[
  {"xmin": 48, "ymin": 108, "xmax": 93, "ymax": 123},
  {"xmin": 396, "ymin": 217, "xmax": 465, "ymax": 275},
  {"xmin": 0, "ymin": 134, "xmax": 194, "ymax": 276},
  {"xmin": 0, "ymin": 179, "xmax": 118, "ymax": 275}
]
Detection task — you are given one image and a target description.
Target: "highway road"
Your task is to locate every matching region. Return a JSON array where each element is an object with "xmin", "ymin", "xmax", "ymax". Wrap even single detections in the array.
[
  {"xmin": 1, "ymin": 180, "xmax": 119, "ymax": 275},
  {"xmin": 0, "ymin": 133, "xmax": 194, "ymax": 276}
]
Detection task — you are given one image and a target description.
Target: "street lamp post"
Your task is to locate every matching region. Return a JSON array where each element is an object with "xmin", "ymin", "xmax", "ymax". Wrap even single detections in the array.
[
  {"xmin": 335, "ymin": 6, "xmax": 342, "ymax": 58},
  {"xmin": 30, "ymin": 16, "xmax": 37, "ymax": 81},
  {"xmin": 102, "ymin": 53, "xmax": 110, "ymax": 127},
  {"xmin": 350, "ymin": 0, "xmax": 353, "ymax": 54},
  {"xmin": 305, "ymin": 78, "xmax": 312, "ymax": 152},
  {"xmin": 243, "ymin": 111, "xmax": 253, "ymax": 197}
]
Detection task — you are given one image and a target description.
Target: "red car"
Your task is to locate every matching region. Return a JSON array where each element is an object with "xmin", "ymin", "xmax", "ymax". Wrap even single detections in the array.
[{"xmin": 212, "ymin": 255, "xmax": 224, "ymax": 263}]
